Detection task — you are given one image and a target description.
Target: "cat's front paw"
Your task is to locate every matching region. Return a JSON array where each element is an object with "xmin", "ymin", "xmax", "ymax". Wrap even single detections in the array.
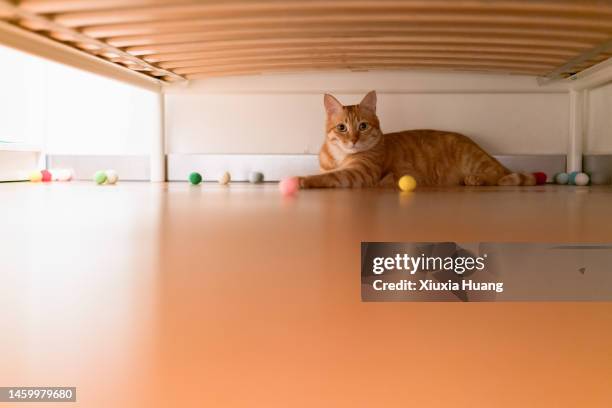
[
  {"xmin": 464, "ymin": 175, "xmax": 485, "ymax": 186},
  {"xmin": 299, "ymin": 176, "xmax": 321, "ymax": 189},
  {"xmin": 297, "ymin": 176, "xmax": 307, "ymax": 189}
]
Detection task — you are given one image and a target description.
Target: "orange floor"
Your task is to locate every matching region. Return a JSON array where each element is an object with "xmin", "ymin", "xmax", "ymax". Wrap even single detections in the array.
[{"xmin": 1, "ymin": 182, "xmax": 611, "ymax": 407}]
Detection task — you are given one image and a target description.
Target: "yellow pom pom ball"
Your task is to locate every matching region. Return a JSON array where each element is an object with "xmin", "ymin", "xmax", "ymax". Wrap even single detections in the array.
[
  {"xmin": 29, "ymin": 170, "xmax": 43, "ymax": 182},
  {"xmin": 398, "ymin": 175, "xmax": 417, "ymax": 192}
]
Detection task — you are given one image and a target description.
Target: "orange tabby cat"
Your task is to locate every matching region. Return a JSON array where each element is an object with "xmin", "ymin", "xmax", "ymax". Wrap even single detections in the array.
[{"xmin": 298, "ymin": 91, "xmax": 535, "ymax": 188}]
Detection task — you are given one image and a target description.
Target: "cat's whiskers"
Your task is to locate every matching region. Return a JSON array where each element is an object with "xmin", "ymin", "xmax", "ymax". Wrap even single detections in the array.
[
  {"xmin": 343, "ymin": 133, "xmax": 382, "ymax": 154},
  {"xmin": 337, "ymin": 142, "xmax": 358, "ymax": 154}
]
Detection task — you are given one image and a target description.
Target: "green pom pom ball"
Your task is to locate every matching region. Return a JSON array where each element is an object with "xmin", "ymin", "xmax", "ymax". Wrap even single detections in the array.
[
  {"xmin": 568, "ymin": 171, "xmax": 579, "ymax": 185},
  {"xmin": 248, "ymin": 171, "xmax": 264, "ymax": 183},
  {"xmin": 94, "ymin": 170, "xmax": 107, "ymax": 185},
  {"xmin": 555, "ymin": 172, "xmax": 569, "ymax": 185},
  {"xmin": 189, "ymin": 172, "xmax": 202, "ymax": 185}
]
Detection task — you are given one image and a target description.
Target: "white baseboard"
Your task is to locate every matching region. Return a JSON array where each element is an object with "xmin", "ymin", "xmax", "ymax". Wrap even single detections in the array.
[
  {"xmin": 167, "ymin": 154, "xmax": 319, "ymax": 181},
  {"xmin": 47, "ymin": 155, "xmax": 150, "ymax": 180},
  {"xmin": 44, "ymin": 153, "xmax": 574, "ymax": 183},
  {"xmin": 167, "ymin": 153, "xmax": 567, "ymax": 182}
]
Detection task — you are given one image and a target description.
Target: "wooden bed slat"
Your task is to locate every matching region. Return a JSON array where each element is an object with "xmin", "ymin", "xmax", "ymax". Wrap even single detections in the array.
[
  {"xmin": 19, "ymin": 0, "xmax": 612, "ymax": 16},
  {"xmin": 50, "ymin": 2, "xmax": 612, "ymax": 28},
  {"xmin": 104, "ymin": 28, "xmax": 609, "ymax": 48},
  {"xmin": 81, "ymin": 17, "xmax": 612, "ymax": 40},
  {"xmin": 124, "ymin": 36, "xmax": 593, "ymax": 56},
  {"xmin": 56, "ymin": 11, "xmax": 612, "ymax": 32},
  {"xmin": 157, "ymin": 52, "xmax": 565, "ymax": 70},
  {"xmin": 171, "ymin": 58, "xmax": 555, "ymax": 76},
  {"xmin": 19, "ymin": 0, "xmax": 185, "ymax": 13},
  {"xmin": 145, "ymin": 45, "xmax": 579, "ymax": 64},
  {"xmin": 2, "ymin": 0, "xmax": 184, "ymax": 81},
  {"xmin": 81, "ymin": 17, "xmax": 612, "ymax": 39},
  {"xmin": 183, "ymin": 64, "xmax": 546, "ymax": 80}
]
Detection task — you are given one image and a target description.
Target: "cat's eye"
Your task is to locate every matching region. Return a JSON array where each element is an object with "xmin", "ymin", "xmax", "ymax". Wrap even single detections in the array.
[
  {"xmin": 359, "ymin": 122, "xmax": 369, "ymax": 131},
  {"xmin": 336, "ymin": 123, "xmax": 347, "ymax": 132}
]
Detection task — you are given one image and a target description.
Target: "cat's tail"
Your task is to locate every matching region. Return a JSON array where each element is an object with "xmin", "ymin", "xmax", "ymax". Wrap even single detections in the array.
[{"xmin": 497, "ymin": 172, "xmax": 537, "ymax": 186}]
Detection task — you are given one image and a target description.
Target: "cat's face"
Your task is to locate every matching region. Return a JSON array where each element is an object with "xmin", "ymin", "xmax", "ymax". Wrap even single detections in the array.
[{"xmin": 324, "ymin": 91, "xmax": 382, "ymax": 153}]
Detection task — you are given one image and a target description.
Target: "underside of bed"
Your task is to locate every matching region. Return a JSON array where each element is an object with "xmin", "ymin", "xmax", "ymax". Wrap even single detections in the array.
[{"xmin": 0, "ymin": 0, "xmax": 611, "ymax": 83}]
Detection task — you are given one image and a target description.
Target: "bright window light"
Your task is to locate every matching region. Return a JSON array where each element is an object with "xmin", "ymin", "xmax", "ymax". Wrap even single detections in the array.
[{"xmin": 0, "ymin": 43, "xmax": 156, "ymax": 155}]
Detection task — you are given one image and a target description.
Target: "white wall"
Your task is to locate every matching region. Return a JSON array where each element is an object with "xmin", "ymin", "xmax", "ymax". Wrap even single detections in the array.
[
  {"xmin": 0, "ymin": 43, "xmax": 157, "ymax": 156},
  {"xmin": 165, "ymin": 71, "xmax": 573, "ymax": 155},
  {"xmin": 45, "ymin": 63, "xmax": 158, "ymax": 155},
  {"xmin": 586, "ymin": 82, "xmax": 612, "ymax": 154},
  {"xmin": 0, "ymin": 44, "xmax": 45, "ymax": 147}
]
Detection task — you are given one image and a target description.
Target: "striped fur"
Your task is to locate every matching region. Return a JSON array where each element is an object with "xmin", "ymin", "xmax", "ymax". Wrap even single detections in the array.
[{"xmin": 299, "ymin": 91, "xmax": 535, "ymax": 189}]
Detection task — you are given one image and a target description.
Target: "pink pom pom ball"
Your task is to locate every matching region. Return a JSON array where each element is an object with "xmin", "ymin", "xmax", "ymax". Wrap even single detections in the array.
[{"xmin": 279, "ymin": 177, "xmax": 300, "ymax": 196}]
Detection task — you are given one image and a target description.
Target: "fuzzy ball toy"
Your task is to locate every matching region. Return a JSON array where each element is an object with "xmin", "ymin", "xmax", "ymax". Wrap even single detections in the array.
[
  {"xmin": 533, "ymin": 172, "xmax": 547, "ymax": 185},
  {"xmin": 94, "ymin": 170, "xmax": 107, "ymax": 185},
  {"xmin": 189, "ymin": 172, "xmax": 202, "ymax": 185},
  {"xmin": 574, "ymin": 172, "xmax": 590, "ymax": 186},
  {"xmin": 398, "ymin": 175, "xmax": 417, "ymax": 192},
  {"xmin": 41, "ymin": 169, "xmax": 52, "ymax": 182},
  {"xmin": 555, "ymin": 172, "xmax": 569, "ymax": 185},
  {"xmin": 29, "ymin": 171, "xmax": 43, "ymax": 182},
  {"xmin": 279, "ymin": 177, "xmax": 300, "ymax": 196},
  {"xmin": 105, "ymin": 169, "xmax": 118, "ymax": 184},
  {"xmin": 249, "ymin": 171, "xmax": 264, "ymax": 183},
  {"xmin": 218, "ymin": 171, "xmax": 231, "ymax": 185}
]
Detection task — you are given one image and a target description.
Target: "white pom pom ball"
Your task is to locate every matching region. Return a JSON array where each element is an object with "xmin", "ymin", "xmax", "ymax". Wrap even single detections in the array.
[
  {"xmin": 218, "ymin": 171, "xmax": 231, "ymax": 185},
  {"xmin": 57, "ymin": 169, "xmax": 73, "ymax": 181},
  {"xmin": 574, "ymin": 172, "xmax": 590, "ymax": 186},
  {"xmin": 105, "ymin": 169, "xmax": 119, "ymax": 184}
]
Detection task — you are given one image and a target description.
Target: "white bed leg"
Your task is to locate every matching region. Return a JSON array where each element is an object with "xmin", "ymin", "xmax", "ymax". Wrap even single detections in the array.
[
  {"xmin": 151, "ymin": 91, "xmax": 166, "ymax": 182},
  {"xmin": 567, "ymin": 89, "xmax": 585, "ymax": 173}
]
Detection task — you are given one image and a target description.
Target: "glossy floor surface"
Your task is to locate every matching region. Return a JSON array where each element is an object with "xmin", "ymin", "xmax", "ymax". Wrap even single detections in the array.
[{"xmin": 1, "ymin": 182, "xmax": 611, "ymax": 407}]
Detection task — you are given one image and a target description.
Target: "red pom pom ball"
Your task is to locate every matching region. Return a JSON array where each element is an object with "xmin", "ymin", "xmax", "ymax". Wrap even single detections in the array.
[
  {"xmin": 533, "ymin": 172, "xmax": 547, "ymax": 185},
  {"xmin": 41, "ymin": 169, "xmax": 52, "ymax": 182}
]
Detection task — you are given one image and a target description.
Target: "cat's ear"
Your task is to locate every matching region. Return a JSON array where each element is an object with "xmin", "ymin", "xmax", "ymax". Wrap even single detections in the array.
[
  {"xmin": 359, "ymin": 90, "xmax": 377, "ymax": 113},
  {"xmin": 324, "ymin": 93, "xmax": 343, "ymax": 116}
]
